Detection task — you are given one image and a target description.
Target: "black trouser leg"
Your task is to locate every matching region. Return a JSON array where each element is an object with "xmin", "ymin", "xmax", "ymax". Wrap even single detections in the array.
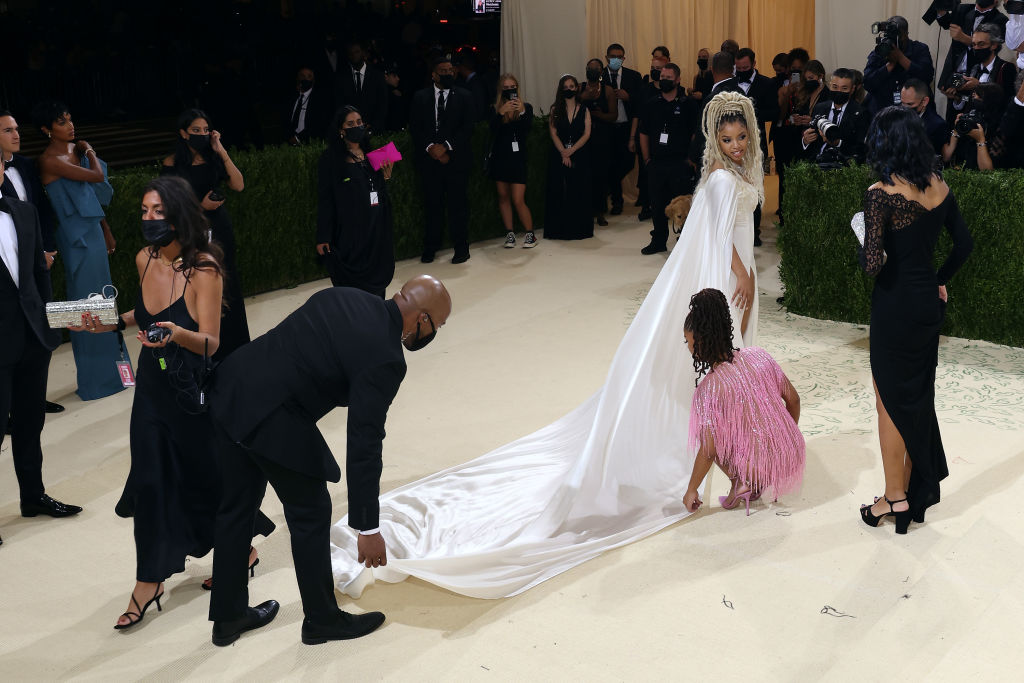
[
  {"xmin": 444, "ymin": 169, "xmax": 470, "ymax": 253},
  {"xmin": 608, "ymin": 123, "xmax": 631, "ymax": 207},
  {"xmin": 754, "ymin": 204, "xmax": 762, "ymax": 243},
  {"xmin": 420, "ymin": 165, "xmax": 445, "ymax": 256},
  {"xmin": 1, "ymin": 332, "xmax": 49, "ymax": 503},
  {"xmin": 647, "ymin": 160, "xmax": 691, "ymax": 248},
  {"xmin": 636, "ymin": 149, "xmax": 649, "ymax": 208}
]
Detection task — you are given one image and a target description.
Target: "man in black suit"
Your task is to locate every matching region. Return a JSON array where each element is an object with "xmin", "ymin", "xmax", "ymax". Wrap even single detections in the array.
[
  {"xmin": 409, "ymin": 56, "xmax": 476, "ymax": 264},
  {"xmin": 0, "ymin": 159, "xmax": 83, "ymax": 547},
  {"xmin": 934, "ymin": 1, "xmax": 1009, "ymax": 116},
  {"xmin": 1, "ymin": 111, "xmax": 63, "ymax": 415},
  {"xmin": 454, "ymin": 52, "xmax": 489, "ymax": 122},
  {"xmin": 207, "ymin": 275, "xmax": 453, "ymax": 646},
  {"xmin": 285, "ymin": 67, "xmax": 334, "ymax": 145},
  {"xmin": 336, "ymin": 41, "xmax": 390, "ymax": 133},
  {"xmin": 800, "ymin": 68, "xmax": 870, "ymax": 164},
  {"xmin": 601, "ymin": 43, "xmax": 643, "ymax": 215},
  {"xmin": 734, "ymin": 49, "xmax": 779, "ymax": 246},
  {"xmin": 901, "ymin": 79, "xmax": 953, "ymax": 155}
]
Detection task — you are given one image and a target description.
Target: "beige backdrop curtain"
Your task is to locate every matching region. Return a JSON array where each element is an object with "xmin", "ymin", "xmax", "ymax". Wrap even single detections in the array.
[{"xmin": 585, "ymin": 0, "xmax": 816, "ymax": 91}]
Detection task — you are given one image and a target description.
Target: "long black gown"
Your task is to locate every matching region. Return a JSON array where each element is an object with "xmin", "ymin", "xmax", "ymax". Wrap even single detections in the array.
[
  {"xmin": 116, "ymin": 257, "xmax": 273, "ymax": 583},
  {"xmin": 160, "ymin": 163, "xmax": 251, "ymax": 361},
  {"xmin": 860, "ymin": 187, "xmax": 973, "ymax": 520},
  {"xmin": 544, "ymin": 106, "xmax": 593, "ymax": 240}
]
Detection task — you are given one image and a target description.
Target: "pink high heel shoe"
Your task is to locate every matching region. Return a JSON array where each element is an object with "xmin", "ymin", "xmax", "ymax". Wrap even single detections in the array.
[{"xmin": 719, "ymin": 477, "xmax": 758, "ymax": 516}]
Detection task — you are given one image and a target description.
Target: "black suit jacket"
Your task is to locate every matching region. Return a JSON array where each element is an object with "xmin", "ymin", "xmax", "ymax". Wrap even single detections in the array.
[
  {"xmin": 688, "ymin": 78, "xmax": 749, "ymax": 165},
  {"xmin": 2, "ymin": 154, "xmax": 56, "ymax": 252},
  {"xmin": 209, "ymin": 288, "xmax": 406, "ymax": 530},
  {"xmin": 969, "ymin": 57, "xmax": 1019, "ymax": 102},
  {"xmin": 601, "ymin": 66, "xmax": 643, "ymax": 119},
  {"xmin": 742, "ymin": 74, "xmax": 781, "ymax": 154},
  {"xmin": 0, "ymin": 197, "xmax": 61, "ymax": 365},
  {"xmin": 938, "ymin": 4, "xmax": 1009, "ymax": 90},
  {"xmin": 997, "ymin": 98, "xmax": 1024, "ymax": 168},
  {"xmin": 921, "ymin": 107, "xmax": 952, "ymax": 154},
  {"xmin": 336, "ymin": 65, "xmax": 390, "ymax": 132},
  {"xmin": 409, "ymin": 85, "xmax": 476, "ymax": 172},
  {"xmin": 801, "ymin": 99, "xmax": 870, "ymax": 163},
  {"xmin": 458, "ymin": 73, "xmax": 489, "ymax": 122}
]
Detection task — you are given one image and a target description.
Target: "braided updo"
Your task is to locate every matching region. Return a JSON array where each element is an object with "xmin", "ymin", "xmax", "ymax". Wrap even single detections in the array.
[
  {"xmin": 684, "ymin": 288, "xmax": 737, "ymax": 386},
  {"xmin": 696, "ymin": 91, "xmax": 764, "ymax": 205}
]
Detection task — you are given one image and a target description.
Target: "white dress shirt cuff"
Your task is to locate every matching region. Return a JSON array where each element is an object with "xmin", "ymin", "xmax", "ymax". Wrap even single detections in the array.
[
  {"xmin": 359, "ymin": 527, "xmax": 380, "ymax": 536},
  {"xmin": 1015, "ymin": 97, "xmax": 1024, "ymax": 108}
]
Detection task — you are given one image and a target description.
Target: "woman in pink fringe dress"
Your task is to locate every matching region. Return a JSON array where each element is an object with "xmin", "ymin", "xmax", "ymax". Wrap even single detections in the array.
[{"xmin": 682, "ymin": 289, "xmax": 805, "ymax": 515}]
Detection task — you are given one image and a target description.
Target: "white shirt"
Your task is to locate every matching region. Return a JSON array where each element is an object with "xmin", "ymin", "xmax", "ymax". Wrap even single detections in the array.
[
  {"xmin": 738, "ymin": 75, "xmax": 753, "ymax": 95},
  {"xmin": 712, "ymin": 77, "xmax": 733, "ymax": 91},
  {"xmin": 2, "ymin": 157, "xmax": 28, "ymax": 202},
  {"xmin": 292, "ymin": 90, "xmax": 311, "ymax": 133},
  {"xmin": 0, "ymin": 190, "xmax": 19, "ymax": 288},
  {"xmin": 325, "ymin": 48, "xmax": 338, "ymax": 72},
  {"xmin": 429, "ymin": 85, "xmax": 453, "ymax": 151},
  {"xmin": 976, "ymin": 55, "xmax": 996, "ymax": 82},
  {"xmin": 1008, "ymin": 14, "xmax": 1024, "ymax": 68},
  {"xmin": 608, "ymin": 69, "xmax": 628, "ymax": 123},
  {"xmin": 958, "ymin": 9, "xmax": 998, "ymax": 71}
]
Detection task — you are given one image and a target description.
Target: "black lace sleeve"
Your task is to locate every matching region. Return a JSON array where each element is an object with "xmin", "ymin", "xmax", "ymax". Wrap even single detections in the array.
[
  {"xmin": 936, "ymin": 192, "xmax": 974, "ymax": 286},
  {"xmin": 859, "ymin": 189, "xmax": 889, "ymax": 276}
]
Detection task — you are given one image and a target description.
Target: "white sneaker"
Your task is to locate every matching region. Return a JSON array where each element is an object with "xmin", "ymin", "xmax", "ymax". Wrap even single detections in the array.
[
  {"xmin": 523, "ymin": 232, "xmax": 538, "ymax": 248},
  {"xmin": 504, "ymin": 231, "xmax": 516, "ymax": 248}
]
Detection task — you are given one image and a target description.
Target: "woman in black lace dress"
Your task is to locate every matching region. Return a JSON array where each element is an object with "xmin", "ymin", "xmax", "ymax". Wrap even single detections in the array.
[{"xmin": 859, "ymin": 107, "xmax": 973, "ymax": 533}]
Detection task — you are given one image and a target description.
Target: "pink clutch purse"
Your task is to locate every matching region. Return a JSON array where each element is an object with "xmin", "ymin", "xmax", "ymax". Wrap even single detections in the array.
[{"xmin": 366, "ymin": 142, "xmax": 402, "ymax": 171}]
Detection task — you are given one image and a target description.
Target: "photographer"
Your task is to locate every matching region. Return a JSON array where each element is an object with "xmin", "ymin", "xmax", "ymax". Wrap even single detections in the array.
[
  {"xmin": 901, "ymin": 79, "xmax": 953, "ymax": 154},
  {"xmin": 800, "ymin": 68, "xmax": 870, "ymax": 164},
  {"xmin": 942, "ymin": 82, "xmax": 1008, "ymax": 169},
  {"xmin": 942, "ymin": 23, "xmax": 1018, "ymax": 120},
  {"xmin": 935, "ymin": 1, "xmax": 1010, "ymax": 117},
  {"xmin": 995, "ymin": 70, "xmax": 1024, "ymax": 167},
  {"xmin": 863, "ymin": 16, "xmax": 935, "ymax": 116}
]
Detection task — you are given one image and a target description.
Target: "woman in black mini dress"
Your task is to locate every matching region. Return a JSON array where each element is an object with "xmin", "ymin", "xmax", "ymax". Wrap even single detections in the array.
[{"xmin": 489, "ymin": 73, "xmax": 537, "ymax": 248}]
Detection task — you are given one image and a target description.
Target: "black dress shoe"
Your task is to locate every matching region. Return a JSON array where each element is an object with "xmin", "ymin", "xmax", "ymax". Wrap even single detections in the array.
[
  {"xmin": 45, "ymin": 401, "xmax": 65, "ymax": 414},
  {"xmin": 301, "ymin": 611, "xmax": 386, "ymax": 645},
  {"xmin": 595, "ymin": 215, "xmax": 608, "ymax": 226},
  {"xmin": 21, "ymin": 494, "xmax": 82, "ymax": 518},
  {"xmin": 640, "ymin": 242, "xmax": 667, "ymax": 255},
  {"xmin": 609, "ymin": 203, "xmax": 623, "ymax": 216},
  {"xmin": 637, "ymin": 209, "xmax": 652, "ymax": 221},
  {"xmin": 451, "ymin": 251, "xmax": 470, "ymax": 264},
  {"xmin": 212, "ymin": 600, "xmax": 280, "ymax": 647},
  {"xmin": 754, "ymin": 236, "xmax": 763, "ymax": 247},
  {"xmin": 420, "ymin": 253, "xmax": 435, "ymax": 264}
]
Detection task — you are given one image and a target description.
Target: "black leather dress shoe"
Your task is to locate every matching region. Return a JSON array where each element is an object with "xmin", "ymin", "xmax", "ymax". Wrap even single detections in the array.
[
  {"xmin": 610, "ymin": 203, "xmax": 623, "ymax": 216},
  {"xmin": 640, "ymin": 242, "xmax": 667, "ymax": 255},
  {"xmin": 212, "ymin": 600, "xmax": 280, "ymax": 647},
  {"xmin": 21, "ymin": 494, "xmax": 82, "ymax": 518},
  {"xmin": 45, "ymin": 401, "xmax": 65, "ymax": 414},
  {"xmin": 451, "ymin": 251, "xmax": 470, "ymax": 264},
  {"xmin": 420, "ymin": 253, "xmax": 435, "ymax": 264},
  {"xmin": 637, "ymin": 209, "xmax": 652, "ymax": 221},
  {"xmin": 301, "ymin": 610, "xmax": 386, "ymax": 645}
]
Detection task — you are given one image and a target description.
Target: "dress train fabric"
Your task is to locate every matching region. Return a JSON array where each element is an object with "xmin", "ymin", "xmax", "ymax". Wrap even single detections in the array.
[{"xmin": 330, "ymin": 169, "xmax": 759, "ymax": 599}]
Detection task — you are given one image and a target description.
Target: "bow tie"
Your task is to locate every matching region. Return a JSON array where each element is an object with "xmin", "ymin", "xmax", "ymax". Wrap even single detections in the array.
[
  {"xmin": 737, "ymin": 76, "xmax": 752, "ymax": 84},
  {"xmin": 980, "ymin": 67, "xmax": 990, "ymax": 74}
]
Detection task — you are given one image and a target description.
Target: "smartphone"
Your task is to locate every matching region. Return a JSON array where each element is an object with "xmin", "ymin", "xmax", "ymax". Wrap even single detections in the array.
[{"xmin": 208, "ymin": 191, "xmax": 225, "ymax": 202}]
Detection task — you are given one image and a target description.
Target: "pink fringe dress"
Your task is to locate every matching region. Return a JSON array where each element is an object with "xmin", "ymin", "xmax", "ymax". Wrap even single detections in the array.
[{"xmin": 688, "ymin": 347, "xmax": 805, "ymax": 499}]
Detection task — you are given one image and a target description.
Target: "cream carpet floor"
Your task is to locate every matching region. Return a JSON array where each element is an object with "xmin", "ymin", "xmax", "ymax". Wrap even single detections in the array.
[{"xmin": 2, "ymin": 199, "xmax": 1022, "ymax": 681}]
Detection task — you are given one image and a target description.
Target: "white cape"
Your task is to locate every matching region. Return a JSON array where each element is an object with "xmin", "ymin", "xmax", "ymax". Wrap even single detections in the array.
[{"xmin": 330, "ymin": 169, "xmax": 759, "ymax": 599}]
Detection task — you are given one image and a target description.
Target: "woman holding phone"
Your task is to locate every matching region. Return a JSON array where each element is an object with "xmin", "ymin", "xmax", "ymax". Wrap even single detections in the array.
[{"xmin": 489, "ymin": 73, "xmax": 537, "ymax": 248}]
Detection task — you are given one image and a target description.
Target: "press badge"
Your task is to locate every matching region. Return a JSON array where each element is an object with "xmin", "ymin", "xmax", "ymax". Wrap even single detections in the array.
[
  {"xmin": 659, "ymin": 132, "xmax": 669, "ymax": 144},
  {"xmin": 370, "ymin": 191, "xmax": 379, "ymax": 206},
  {"xmin": 511, "ymin": 141, "xmax": 520, "ymax": 152},
  {"xmin": 116, "ymin": 360, "xmax": 136, "ymax": 387}
]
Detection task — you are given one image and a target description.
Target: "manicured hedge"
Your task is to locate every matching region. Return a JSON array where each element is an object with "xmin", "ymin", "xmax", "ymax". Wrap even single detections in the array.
[
  {"xmin": 49, "ymin": 118, "xmax": 551, "ymax": 310},
  {"xmin": 779, "ymin": 162, "xmax": 1024, "ymax": 347}
]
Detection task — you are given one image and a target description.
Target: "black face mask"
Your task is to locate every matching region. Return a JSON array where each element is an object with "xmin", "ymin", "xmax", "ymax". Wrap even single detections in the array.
[
  {"xmin": 563, "ymin": 89, "xmax": 577, "ymax": 99},
  {"xmin": 735, "ymin": 69, "xmax": 755, "ymax": 82},
  {"xmin": 973, "ymin": 47, "xmax": 992, "ymax": 62},
  {"xmin": 142, "ymin": 219, "xmax": 175, "ymax": 248},
  {"xmin": 830, "ymin": 91, "xmax": 851, "ymax": 105},
  {"xmin": 586, "ymin": 68, "xmax": 602, "ymax": 82},
  {"xmin": 650, "ymin": 68, "xmax": 662, "ymax": 80},
  {"xmin": 344, "ymin": 125, "xmax": 368, "ymax": 144},
  {"xmin": 502, "ymin": 88, "xmax": 518, "ymax": 99},
  {"xmin": 298, "ymin": 79, "xmax": 313, "ymax": 92},
  {"xmin": 659, "ymin": 79, "xmax": 677, "ymax": 93},
  {"xmin": 350, "ymin": 60, "xmax": 365, "ymax": 70},
  {"xmin": 697, "ymin": 58, "xmax": 709, "ymax": 71},
  {"xmin": 404, "ymin": 317, "xmax": 436, "ymax": 352},
  {"xmin": 804, "ymin": 79, "xmax": 820, "ymax": 92},
  {"xmin": 437, "ymin": 74, "xmax": 455, "ymax": 89},
  {"xmin": 187, "ymin": 134, "xmax": 210, "ymax": 151}
]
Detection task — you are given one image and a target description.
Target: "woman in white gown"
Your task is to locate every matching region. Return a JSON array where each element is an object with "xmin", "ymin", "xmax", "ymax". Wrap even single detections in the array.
[{"xmin": 330, "ymin": 92, "xmax": 765, "ymax": 599}]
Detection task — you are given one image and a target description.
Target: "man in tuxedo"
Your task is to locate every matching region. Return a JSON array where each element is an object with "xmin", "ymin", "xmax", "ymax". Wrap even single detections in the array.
[
  {"xmin": 935, "ymin": 1, "xmax": 1010, "ymax": 116},
  {"xmin": 207, "ymin": 275, "xmax": 453, "ymax": 646},
  {"xmin": 409, "ymin": 56, "xmax": 476, "ymax": 264},
  {"xmin": 454, "ymin": 52, "xmax": 489, "ymax": 122},
  {"xmin": 735, "ymin": 49, "xmax": 779, "ymax": 246},
  {"xmin": 863, "ymin": 16, "xmax": 935, "ymax": 116},
  {"xmin": 800, "ymin": 68, "xmax": 870, "ymax": 164},
  {"xmin": 285, "ymin": 67, "xmax": 333, "ymax": 145},
  {"xmin": 1, "ymin": 111, "xmax": 63, "ymax": 415},
  {"xmin": 601, "ymin": 43, "xmax": 642, "ymax": 215},
  {"xmin": 0, "ymin": 158, "xmax": 83, "ymax": 547},
  {"xmin": 336, "ymin": 41, "xmax": 390, "ymax": 133},
  {"xmin": 901, "ymin": 79, "xmax": 953, "ymax": 155}
]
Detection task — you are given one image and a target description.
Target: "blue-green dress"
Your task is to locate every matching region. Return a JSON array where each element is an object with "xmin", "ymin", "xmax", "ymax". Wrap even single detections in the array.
[{"xmin": 45, "ymin": 155, "xmax": 125, "ymax": 400}]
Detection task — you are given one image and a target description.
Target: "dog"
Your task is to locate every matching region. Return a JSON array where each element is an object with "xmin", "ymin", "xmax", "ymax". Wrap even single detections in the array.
[{"xmin": 665, "ymin": 194, "xmax": 693, "ymax": 246}]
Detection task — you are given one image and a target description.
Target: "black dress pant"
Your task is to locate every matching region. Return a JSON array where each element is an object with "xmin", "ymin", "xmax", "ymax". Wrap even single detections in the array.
[
  {"xmin": 647, "ymin": 158, "xmax": 695, "ymax": 248},
  {"xmin": 420, "ymin": 162, "xmax": 469, "ymax": 257},
  {"xmin": 0, "ymin": 328, "xmax": 50, "ymax": 503},
  {"xmin": 209, "ymin": 426, "xmax": 339, "ymax": 625},
  {"xmin": 607, "ymin": 122, "xmax": 633, "ymax": 207}
]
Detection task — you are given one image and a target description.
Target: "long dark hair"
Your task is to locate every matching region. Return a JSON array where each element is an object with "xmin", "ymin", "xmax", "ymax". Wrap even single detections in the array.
[
  {"xmin": 171, "ymin": 108, "xmax": 227, "ymax": 179},
  {"xmin": 866, "ymin": 106, "xmax": 936, "ymax": 191},
  {"xmin": 684, "ymin": 288, "xmax": 736, "ymax": 386},
  {"xmin": 550, "ymin": 74, "xmax": 580, "ymax": 124},
  {"xmin": 143, "ymin": 176, "xmax": 224, "ymax": 278},
  {"xmin": 328, "ymin": 105, "xmax": 371, "ymax": 160}
]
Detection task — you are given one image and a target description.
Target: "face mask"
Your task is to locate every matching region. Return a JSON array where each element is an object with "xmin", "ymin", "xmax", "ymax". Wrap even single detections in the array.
[
  {"xmin": 804, "ymin": 79, "xmax": 820, "ymax": 92},
  {"xmin": 142, "ymin": 219, "xmax": 175, "ymax": 248},
  {"xmin": 586, "ymin": 68, "xmax": 602, "ymax": 82},
  {"xmin": 650, "ymin": 68, "xmax": 662, "ymax": 80},
  {"xmin": 830, "ymin": 91, "xmax": 851, "ymax": 105},
  {"xmin": 404, "ymin": 318, "xmax": 436, "ymax": 352},
  {"xmin": 608, "ymin": 57, "xmax": 623, "ymax": 70},
  {"xmin": 343, "ymin": 125, "xmax": 368, "ymax": 144},
  {"xmin": 563, "ymin": 89, "xmax": 577, "ymax": 99},
  {"xmin": 903, "ymin": 102, "xmax": 924, "ymax": 114},
  {"xmin": 187, "ymin": 133, "xmax": 210, "ymax": 151},
  {"xmin": 350, "ymin": 60, "xmax": 365, "ymax": 70},
  {"xmin": 298, "ymin": 79, "xmax": 313, "ymax": 92},
  {"xmin": 697, "ymin": 58, "xmax": 709, "ymax": 71},
  {"xmin": 502, "ymin": 88, "xmax": 518, "ymax": 99},
  {"xmin": 973, "ymin": 47, "xmax": 992, "ymax": 62},
  {"xmin": 659, "ymin": 79, "xmax": 677, "ymax": 93},
  {"xmin": 735, "ymin": 69, "xmax": 754, "ymax": 82},
  {"xmin": 437, "ymin": 73, "xmax": 455, "ymax": 89}
]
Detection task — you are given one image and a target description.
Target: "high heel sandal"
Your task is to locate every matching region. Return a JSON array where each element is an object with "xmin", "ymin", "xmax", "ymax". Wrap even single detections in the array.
[
  {"xmin": 202, "ymin": 547, "xmax": 258, "ymax": 591},
  {"xmin": 860, "ymin": 496, "xmax": 912, "ymax": 534},
  {"xmin": 114, "ymin": 583, "xmax": 163, "ymax": 630},
  {"xmin": 874, "ymin": 492, "xmax": 926, "ymax": 524},
  {"xmin": 719, "ymin": 478, "xmax": 757, "ymax": 516}
]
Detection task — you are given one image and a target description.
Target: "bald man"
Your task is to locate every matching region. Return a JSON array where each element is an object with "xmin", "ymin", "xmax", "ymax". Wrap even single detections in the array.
[{"xmin": 207, "ymin": 277, "xmax": 452, "ymax": 646}]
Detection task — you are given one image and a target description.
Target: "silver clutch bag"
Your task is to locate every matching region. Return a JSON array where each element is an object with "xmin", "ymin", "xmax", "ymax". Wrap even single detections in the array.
[
  {"xmin": 46, "ymin": 286, "xmax": 119, "ymax": 329},
  {"xmin": 851, "ymin": 211, "xmax": 887, "ymax": 265}
]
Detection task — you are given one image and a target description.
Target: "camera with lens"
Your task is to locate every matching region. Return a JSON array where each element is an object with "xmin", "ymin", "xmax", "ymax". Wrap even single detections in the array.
[
  {"xmin": 872, "ymin": 20, "xmax": 901, "ymax": 58},
  {"xmin": 145, "ymin": 323, "xmax": 172, "ymax": 344},
  {"xmin": 811, "ymin": 114, "xmax": 842, "ymax": 144},
  {"xmin": 949, "ymin": 72, "xmax": 969, "ymax": 90},
  {"xmin": 1006, "ymin": 1, "xmax": 1024, "ymax": 16},
  {"xmin": 954, "ymin": 109, "xmax": 985, "ymax": 137}
]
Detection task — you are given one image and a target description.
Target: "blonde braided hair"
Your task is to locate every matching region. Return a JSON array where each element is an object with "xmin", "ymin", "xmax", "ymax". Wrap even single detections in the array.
[{"xmin": 696, "ymin": 92, "xmax": 764, "ymax": 204}]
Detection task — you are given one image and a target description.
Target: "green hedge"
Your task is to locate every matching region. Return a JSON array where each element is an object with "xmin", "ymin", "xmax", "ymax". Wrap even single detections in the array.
[
  {"xmin": 49, "ymin": 119, "xmax": 551, "ymax": 310},
  {"xmin": 779, "ymin": 162, "xmax": 1024, "ymax": 347}
]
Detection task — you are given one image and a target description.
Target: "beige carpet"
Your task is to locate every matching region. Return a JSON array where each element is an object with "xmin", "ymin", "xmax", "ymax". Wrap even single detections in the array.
[{"xmin": 2, "ymin": 199, "xmax": 1023, "ymax": 681}]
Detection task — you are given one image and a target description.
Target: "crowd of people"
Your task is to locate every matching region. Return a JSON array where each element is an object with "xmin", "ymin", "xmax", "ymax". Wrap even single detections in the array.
[{"xmin": 3, "ymin": 0, "xmax": 1016, "ymax": 651}]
